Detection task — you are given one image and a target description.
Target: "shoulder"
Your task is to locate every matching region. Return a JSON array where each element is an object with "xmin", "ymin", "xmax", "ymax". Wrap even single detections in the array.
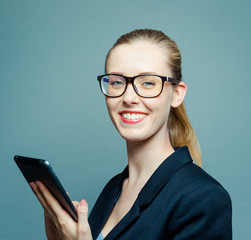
[
  {"xmin": 178, "ymin": 163, "xmax": 231, "ymax": 211},
  {"xmin": 167, "ymin": 163, "xmax": 232, "ymax": 239},
  {"xmin": 169, "ymin": 162, "xmax": 232, "ymax": 210},
  {"xmin": 177, "ymin": 162, "xmax": 230, "ymax": 195}
]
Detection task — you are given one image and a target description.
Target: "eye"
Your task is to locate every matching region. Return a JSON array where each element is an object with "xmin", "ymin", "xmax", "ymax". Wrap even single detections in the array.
[
  {"xmin": 108, "ymin": 76, "xmax": 126, "ymax": 88},
  {"xmin": 110, "ymin": 80, "xmax": 124, "ymax": 86},
  {"xmin": 143, "ymin": 81, "xmax": 155, "ymax": 86},
  {"xmin": 141, "ymin": 81, "xmax": 156, "ymax": 88}
]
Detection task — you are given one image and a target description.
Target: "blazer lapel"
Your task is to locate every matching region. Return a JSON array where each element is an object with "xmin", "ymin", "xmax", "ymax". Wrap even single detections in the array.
[
  {"xmin": 91, "ymin": 147, "xmax": 193, "ymax": 240},
  {"xmin": 106, "ymin": 147, "xmax": 193, "ymax": 239},
  {"xmin": 138, "ymin": 146, "xmax": 193, "ymax": 208},
  {"xmin": 105, "ymin": 198, "xmax": 140, "ymax": 240},
  {"xmin": 89, "ymin": 167, "xmax": 128, "ymax": 240}
]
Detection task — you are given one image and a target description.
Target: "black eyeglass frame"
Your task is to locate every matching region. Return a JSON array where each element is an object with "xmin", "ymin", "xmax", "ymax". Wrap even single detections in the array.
[{"xmin": 97, "ymin": 74, "xmax": 181, "ymax": 98}]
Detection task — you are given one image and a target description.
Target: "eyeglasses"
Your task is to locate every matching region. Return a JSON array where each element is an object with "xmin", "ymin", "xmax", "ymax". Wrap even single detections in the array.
[{"xmin": 97, "ymin": 74, "xmax": 180, "ymax": 98}]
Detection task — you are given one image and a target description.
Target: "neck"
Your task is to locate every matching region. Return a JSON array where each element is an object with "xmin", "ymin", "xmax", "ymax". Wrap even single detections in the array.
[{"xmin": 125, "ymin": 128, "xmax": 174, "ymax": 185}]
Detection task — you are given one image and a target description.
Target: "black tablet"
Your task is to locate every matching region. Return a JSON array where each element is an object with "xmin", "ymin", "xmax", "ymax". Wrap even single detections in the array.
[{"xmin": 14, "ymin": 155, "xmax": 78, "ymax": 222}]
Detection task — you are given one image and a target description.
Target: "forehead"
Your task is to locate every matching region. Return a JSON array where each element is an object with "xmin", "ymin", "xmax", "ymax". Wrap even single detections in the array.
[{"xmin": 107, "ymin": 41, "xmax": 171, "ymax": 76}]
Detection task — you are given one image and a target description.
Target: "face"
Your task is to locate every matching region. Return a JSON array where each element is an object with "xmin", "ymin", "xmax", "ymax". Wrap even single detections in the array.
[{"xmin": 105, "ymin": 41, "xmax": 185, "ymax": 142}]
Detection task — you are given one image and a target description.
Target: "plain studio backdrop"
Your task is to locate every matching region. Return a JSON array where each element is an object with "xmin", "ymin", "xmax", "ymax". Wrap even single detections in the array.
[{"xmin": 0, "ymin": 0, "xmax": 250, "ymax": 239}]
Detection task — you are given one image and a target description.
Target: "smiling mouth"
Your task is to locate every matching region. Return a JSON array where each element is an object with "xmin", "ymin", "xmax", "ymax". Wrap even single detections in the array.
[
  {"xmin": 120, "ymin": 111, "xmax": 148, "ymax": 124},
  {"xmin": 121, "ymin": 113, "xmax": 148, "ymax": 120}
]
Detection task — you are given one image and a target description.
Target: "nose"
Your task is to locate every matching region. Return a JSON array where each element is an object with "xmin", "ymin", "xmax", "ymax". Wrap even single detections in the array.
[{"xmin": 122, "ymin": 83, "xmax": 140, "ymax": 105}]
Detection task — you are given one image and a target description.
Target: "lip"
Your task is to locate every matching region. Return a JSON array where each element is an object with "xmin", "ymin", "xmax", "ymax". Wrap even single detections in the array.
[{"xmin": 119, "ymin": 110, "xmax": 148, "ymax": 124}]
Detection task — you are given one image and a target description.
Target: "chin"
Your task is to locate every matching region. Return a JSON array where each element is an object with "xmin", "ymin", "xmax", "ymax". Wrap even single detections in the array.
[{"xmin": 119, "ymin": 130, "xmax": 151, "ymax": 143}]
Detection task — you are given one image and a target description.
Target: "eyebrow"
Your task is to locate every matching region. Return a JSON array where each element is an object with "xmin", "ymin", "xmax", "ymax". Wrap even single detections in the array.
[{"xmin": 107, "ymin": 71, "xmax": 158, "ymax": 75}]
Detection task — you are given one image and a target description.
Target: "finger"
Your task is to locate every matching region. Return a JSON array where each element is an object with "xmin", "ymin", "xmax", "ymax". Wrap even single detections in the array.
[
  {"xmin": 44, "ymin": 209, "xmax": 57, "ymax": 229},
  {"xmin": 44, "ymin": 210, "xmax": 61, "ymax": 240},
  {"xmin": 77, "ymin": 199, "xmax": 92, "ymax": 239},
  {"xmin": 72, "ymin": 201, "xmax": 80, "ymax": 210},
  {"xmin": 35, "ymin": 181, "xmax": 75, "ymax": 231},
  {"xmin": 30, "ymin": 182, "xmax": 58, "ymax": 226},
  {"xmin": 44, "ymin": 209, "xmax": 57, "ymax": 228},
  {"xmin": 35, "ymin": 181, "xmax": 72, "ymax": 220},
  {"xmin": 35, "ymin": 181, "xmax": 60, "ymax": 211},
  {"xmin": 30, "ymin": 182, "xmax": 49, "ymax": 210}
]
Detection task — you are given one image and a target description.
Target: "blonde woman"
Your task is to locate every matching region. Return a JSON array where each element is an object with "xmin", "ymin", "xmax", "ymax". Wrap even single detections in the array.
[{"xmin": 30, "ymin": 29, "xmax": 232, "ymax": 240}]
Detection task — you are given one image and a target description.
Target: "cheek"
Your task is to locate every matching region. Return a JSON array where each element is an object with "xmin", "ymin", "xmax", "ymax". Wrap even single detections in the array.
[
  {"xmin": 146, "ymin": 91, "xmax": 173, "ymax": 113},
  {"xmin": 105, "ymin": 97, "xmax": 116, "ymax": 109},
  {"xmin": 155, "ymin": 102, "xmax": 171, "ymax": 122},
  {"xmin": 146, "ymin": 93, "xmax": 173, "ymax": 124}
]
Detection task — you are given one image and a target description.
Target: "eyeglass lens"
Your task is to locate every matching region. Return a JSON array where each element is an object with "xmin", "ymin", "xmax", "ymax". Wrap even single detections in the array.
[{"xmin": 100, "ymin": 75, "xmax": 163, "ymax": 97}]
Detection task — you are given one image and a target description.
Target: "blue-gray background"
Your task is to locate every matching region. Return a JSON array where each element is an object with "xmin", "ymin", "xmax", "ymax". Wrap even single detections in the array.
[{"xmin": 1, "ymin": 0, "xmax": 250, "ymax": 239}]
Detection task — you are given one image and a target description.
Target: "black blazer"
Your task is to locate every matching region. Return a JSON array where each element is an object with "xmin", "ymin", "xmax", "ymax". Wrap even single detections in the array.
[{"xmin": 89, "ymin": 147, "xmax": 232, "ymax": 240}]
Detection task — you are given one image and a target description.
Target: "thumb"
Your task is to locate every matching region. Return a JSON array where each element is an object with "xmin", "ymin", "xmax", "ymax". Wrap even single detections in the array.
[{"xmin": 77, "ymin": 199, "xmax": 92, "ymax": 239}]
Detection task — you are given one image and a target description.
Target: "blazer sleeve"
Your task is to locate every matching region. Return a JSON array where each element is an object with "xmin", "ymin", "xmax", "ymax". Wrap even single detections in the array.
[{"xmin": 169, "ymin": 183, "xmax": 232, "ymax": 240}]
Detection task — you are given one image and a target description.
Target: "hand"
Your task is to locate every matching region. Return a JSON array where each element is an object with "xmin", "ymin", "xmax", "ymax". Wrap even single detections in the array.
[{"xmin": 30, "ymin": 181, "xmax": 93, "ymax": 240}]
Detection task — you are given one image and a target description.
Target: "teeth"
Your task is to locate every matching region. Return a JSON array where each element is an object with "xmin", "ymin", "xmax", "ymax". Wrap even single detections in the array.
[{"xmin": 122, "ymin": 113, "xmax": 147, "ymax": 120}]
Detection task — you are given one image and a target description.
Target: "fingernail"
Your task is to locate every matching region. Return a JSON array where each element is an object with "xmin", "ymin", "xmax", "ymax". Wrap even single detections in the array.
[
  {"xmin": 35, "ymin": 181, "xmax": 41, "ymax": 187},
  {"xmin": 80, "ymin": 199, "xmax": 86, "ymax": 207},
  {"xmin": 29, "ymin": 182, "xmax": 34, "ymax": 188}
]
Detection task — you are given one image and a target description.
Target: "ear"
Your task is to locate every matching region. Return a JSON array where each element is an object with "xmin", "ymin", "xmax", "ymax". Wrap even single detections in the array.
[{"xmin": 171, "ymin": 82, "xmax": 187, "ymax": 108}]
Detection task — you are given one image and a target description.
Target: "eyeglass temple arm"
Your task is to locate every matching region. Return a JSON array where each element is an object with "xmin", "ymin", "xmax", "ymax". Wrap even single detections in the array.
[{"xmin": 168, "ymin": 77, "xmax": 181, "ymax": 85}]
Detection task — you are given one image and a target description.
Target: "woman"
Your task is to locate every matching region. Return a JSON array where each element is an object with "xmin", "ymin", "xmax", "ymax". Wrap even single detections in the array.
[{"xmin": 30, "ymin": 29, "xmax": 232, "ymax": 240}]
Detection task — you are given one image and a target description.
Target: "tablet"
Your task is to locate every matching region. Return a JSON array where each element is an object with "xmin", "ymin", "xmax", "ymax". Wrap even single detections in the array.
[{"xmin": 14, "ymin": 155, "xmax": 78, "ymax": 222}]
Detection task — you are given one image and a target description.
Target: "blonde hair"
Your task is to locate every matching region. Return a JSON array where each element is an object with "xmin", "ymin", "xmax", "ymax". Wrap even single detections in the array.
[{"xmin": 105, "ymin": 29, "xmax": 201, "ymax": 166}]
